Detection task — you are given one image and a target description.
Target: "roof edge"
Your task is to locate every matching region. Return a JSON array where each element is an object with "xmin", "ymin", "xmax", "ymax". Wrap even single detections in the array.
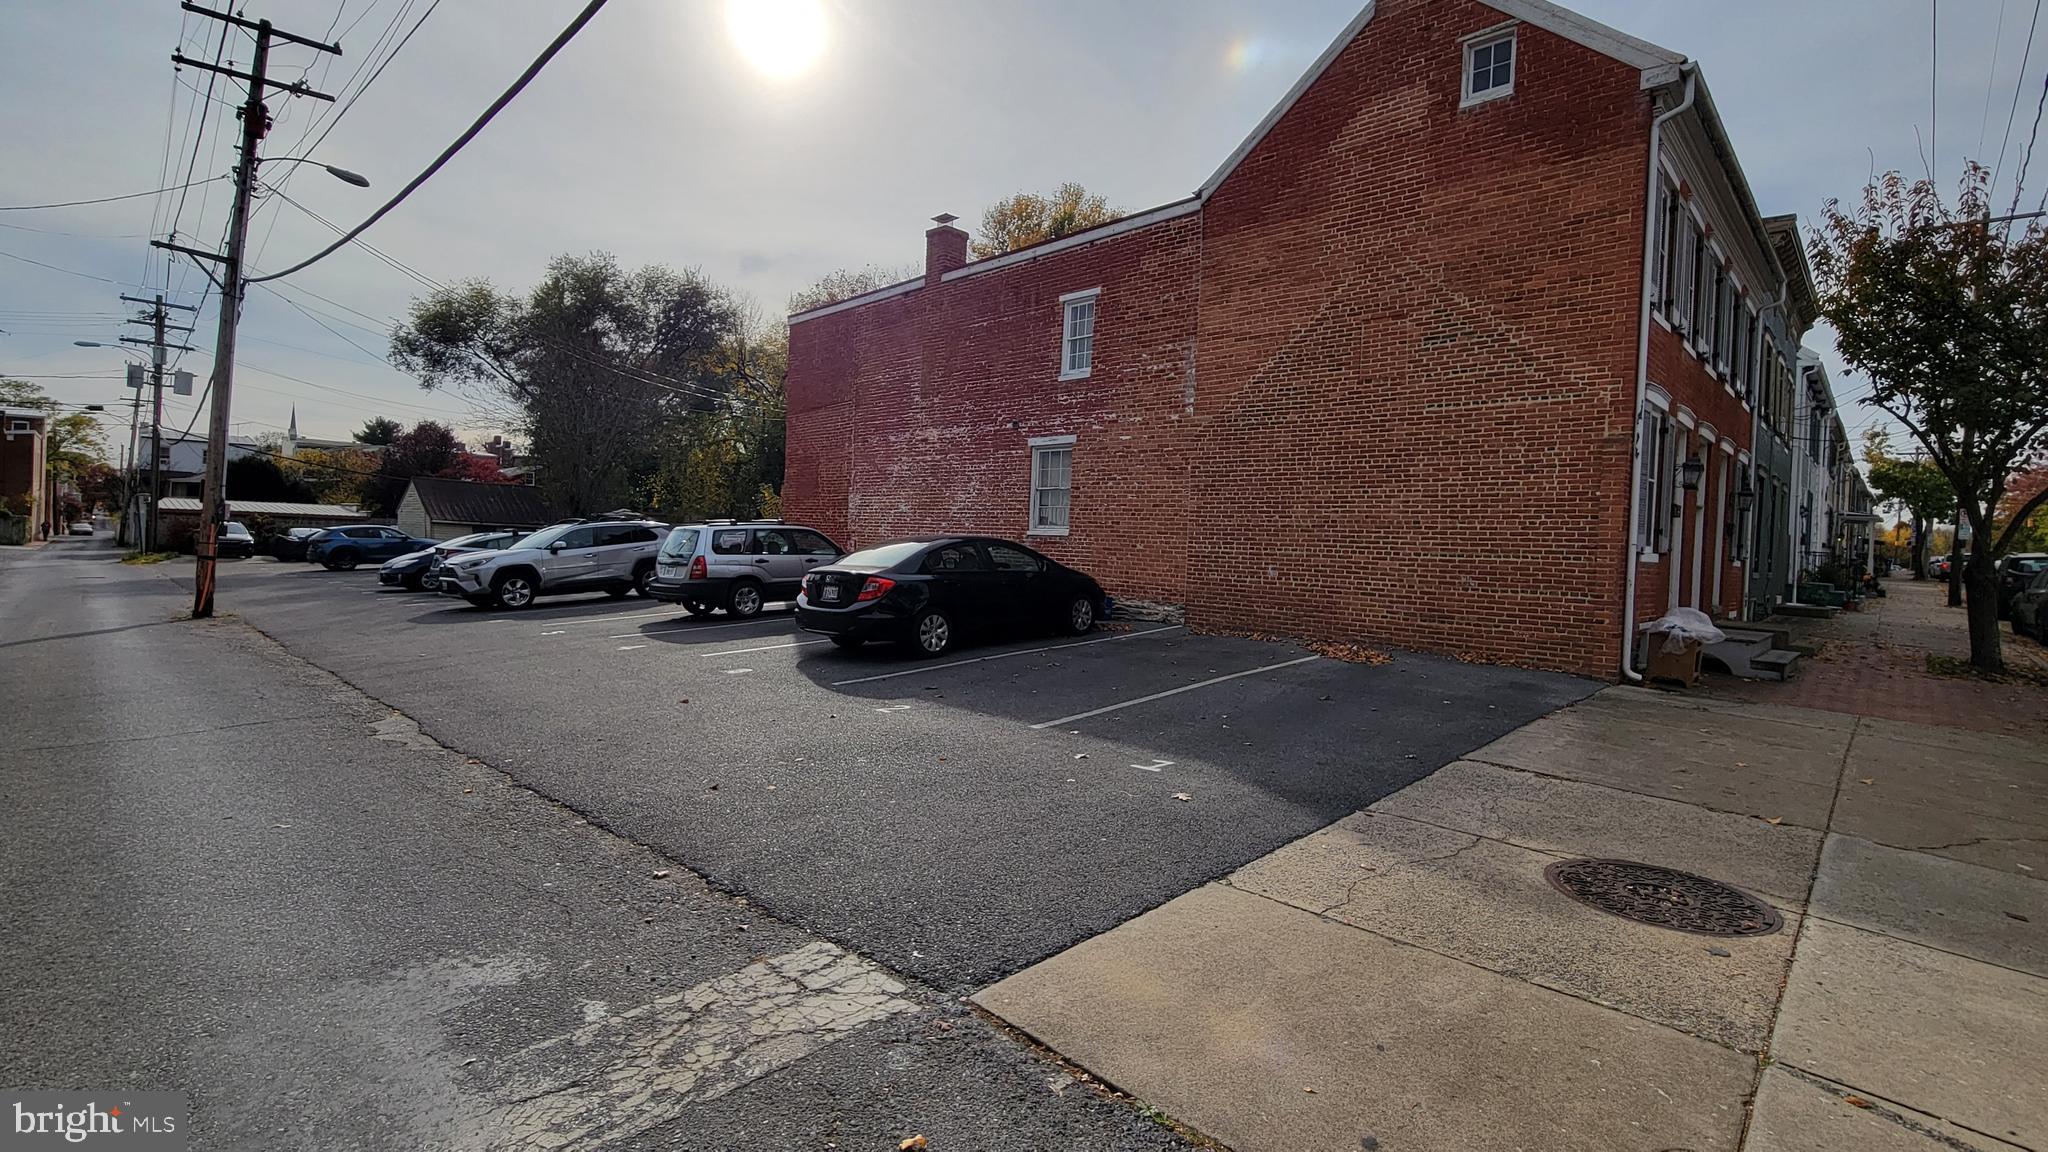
[
  {"xmin": 940, "ymin": 197, "xmax": 1202, "ymax": 284},
  {"xmin": 787, "ymin": 275, "xmax": 925, "ymax": 326},
  {"xmin": 1198, "ymin": 3, "xmax": 1379, "ymax": 202},
  {"xmin": 1481, "ymin": 0, "xmax": 1684, "ymax": 73}
]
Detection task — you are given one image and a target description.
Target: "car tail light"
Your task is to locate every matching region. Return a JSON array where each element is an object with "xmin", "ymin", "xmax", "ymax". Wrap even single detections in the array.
[
  {"xmin": 855, "ymin": 577, "xmax": 894, "ymax": 603},
  {"xmin": 688, "ymin": 555, "xmax": 707, "ymax": 580}
]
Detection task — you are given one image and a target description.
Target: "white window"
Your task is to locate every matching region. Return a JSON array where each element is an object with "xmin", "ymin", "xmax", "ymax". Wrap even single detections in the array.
[
  {"xmin": 1060, "ymin": 290, "xmax": 1098, "ymax": 380},
  {"xmin": 1462, "ymin": 29, "xmax": 1516, "ymax": 106},
  {"xmin": 6, "ymin": 419, "xmax": 29, "ymax": 434},
  {"xmin": 1636, "ymin": 408, "xmax": 1673, "ymax": 552},
  {"xmin": 1029, "ymin": 436, "xmax": 1074, "ymax": 535},
  {"xmin": 1654, "ymin": 177, "xmax": 1681, "ymax": 315}
]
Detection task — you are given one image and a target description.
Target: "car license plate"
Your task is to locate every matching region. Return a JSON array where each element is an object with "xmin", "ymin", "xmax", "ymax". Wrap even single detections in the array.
[{"xmin": 821, "ymin": 585, "xmax": 841, "ymax": 603}]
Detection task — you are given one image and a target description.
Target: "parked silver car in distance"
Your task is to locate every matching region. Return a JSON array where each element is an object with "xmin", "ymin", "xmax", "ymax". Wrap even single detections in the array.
[
  {"xmin": 436, "ymin": 517, "xmax": 669, "ymax": 609},
  {"xmin": 645, "ymin": 520, "xmax": 843, "ymax": 618}
]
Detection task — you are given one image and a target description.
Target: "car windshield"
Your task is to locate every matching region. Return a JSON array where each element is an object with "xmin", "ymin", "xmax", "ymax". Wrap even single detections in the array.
[
  {"xmin": 225, "ymin": 522, "xmax": 249, "ymax": 535},
  {"xmin": 508, "ymin": 524, "xmax": 577, "ymax": 551},
  {"xmin": 836, "ymin": 542, "xmax": 927, "ymax": 569},
  {"xmin": 442, "ymin": 532, "xmax": 504, "ymax": 549},
  {"xmin": 2014, "ymin": 557, "xmax": 2048, "ymax": 575},
  {"xmin": 660, "ymin": 527, "xmax": 701, "ymax": 558}
]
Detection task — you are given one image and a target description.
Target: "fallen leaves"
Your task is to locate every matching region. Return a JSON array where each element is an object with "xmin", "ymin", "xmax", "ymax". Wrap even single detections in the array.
[
  {"xmin": 1307, "ymin": 640, "xmax": 1392, "ymax": 666},
  {"xmin": 899, "ymin": 1137, "xmax": 928, "ymax": 1150},
  {"xmin": 1172, "ymin": 792, "xmax": 1192, "ymax": 802},
  {"xmin": 1845, "ymin": 1095, "xmax": 1873, "ymax": 1109},
  {"xmin": 1766, "ymin": 817, "xmax": 1784, "ymax": 826},
  {"xmin": 651, "ymin": 870, "xmax": 671, "ymax": 880}
]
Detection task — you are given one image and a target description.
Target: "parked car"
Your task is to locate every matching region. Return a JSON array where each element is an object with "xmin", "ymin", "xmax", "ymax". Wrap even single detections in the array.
[
  {"xmin": 436, "ymin": 517, "xmax": 669, "ymax": 609},
  {"xmin": 2013, "ymin": 570, "xmax": 2048, "ymax": 641},
  {"xmin": 67, "ymin": 521, "xmax": 93, "ymax": 536},
  {"xmin": 269, "ymin": 526, "xmax": 326, "ymax": 561},
  {"xmin": 383, "ymin": 530, "xmax": 525, "ymax": 591},
  {"xmin": 646, "ymin": 520, "xmax": 843, "ymax": 618},
  {"xmin": 1996, "ymin": 553, "xmax": 2048, "ymax": 618},
  {"xmin": 795, "ymin": 536, "xmax": 1107, "ymax": 656},
  {"xmin": 217, "ymin": 521, "xmax": 256, "ymax": 559},
  {"xmin": 1929, "ymin": 555, "xmax": 1953, "ymax": 580},
  {"xmin": 306, "ymin": 525, "xmax": 439, "ymax": 571}
]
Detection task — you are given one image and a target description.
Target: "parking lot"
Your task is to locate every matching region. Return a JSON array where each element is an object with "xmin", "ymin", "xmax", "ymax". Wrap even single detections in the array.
[{"xmin": 218, "ymin": 558, "xmax": 1597, "ymax": 991}]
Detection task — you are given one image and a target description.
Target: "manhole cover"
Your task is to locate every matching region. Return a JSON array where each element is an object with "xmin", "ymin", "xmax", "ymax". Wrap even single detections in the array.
[{"xmin": 1544, "ymin": 859, "xmax": 1782, "ymax": 937}]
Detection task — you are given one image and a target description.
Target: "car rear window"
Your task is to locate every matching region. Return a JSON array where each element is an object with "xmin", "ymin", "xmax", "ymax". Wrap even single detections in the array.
[
  {"xmin": 837, "ymin": 542, "xmax": 925, "ymax": 569},
  {"xmin": 2015, "ymin": 558, "xmax": 2048, "ymax": 575},
  {"xmin": 712, "ymin": 529, "xmax": 749, "ymax": 555},
  {"xmin": 660, "ymin": 528, "xmax": 700, "ymax": 558}
]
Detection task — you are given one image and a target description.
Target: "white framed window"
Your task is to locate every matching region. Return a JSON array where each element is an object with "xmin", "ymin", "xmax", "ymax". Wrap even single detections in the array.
[
  {"xmin": 1654, "ymin": 176, "xmax": 1682, "ymax": 316},
  {"xmin": 1059, "ymin": 289, "xmax": 1098, "ymax": 380},
  {"xmin": 1028, "ymin": 435, "xmax": 1074, "ymax": 535},
  {"xmin": 6, "ymin": 419, "xmax": 29, "ymax": 434},
  {"xmin": 1462, "ymin": 27, "xmax": 1516, "ymax": 107}
]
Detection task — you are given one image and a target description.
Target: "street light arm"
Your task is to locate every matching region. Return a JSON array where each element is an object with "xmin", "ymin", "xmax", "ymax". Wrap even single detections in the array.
[{"xmin": 260, "ymin": 156, "xmax": 370, "ymax": 187}]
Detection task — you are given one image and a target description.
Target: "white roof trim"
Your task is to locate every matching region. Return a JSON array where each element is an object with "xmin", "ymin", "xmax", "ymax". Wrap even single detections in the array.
[
  {"xmin": 1718, "ymin": 437, "xmax": 1739, "ymax": 454},
  {"xmin": 1198, "ymin": 4, "xmax": 1379, "ymax": 201},
  {"xmin": 1480, "ymin": 0, "xmax": 1683, "ymax": 74},
  {"xmin": 788, "ymin": 277, "xmax": 922, "ymax": 325},
  {"xmin": 1697, "ymin": 422, "xmax": 1718, "ymax": 442},
  {"xmin": 1645, "ymin": 384, "xmax": 1672, "ymax": 411},
  {"xmin": 1675, "ymin": 406, "xmax": 1697, "ymax": 429},
  {"xmin": 941, "ymin": 197, "xmax": 1201, "ymax": 283}
]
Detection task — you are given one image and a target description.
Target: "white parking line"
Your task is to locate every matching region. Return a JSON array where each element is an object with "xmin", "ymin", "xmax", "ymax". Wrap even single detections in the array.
[
  {"xmin": 1132, "ymin": 759, "xmax": 1175, "ymax": 772},
  {"xmin": 1029, "ymin": 655, "xmax": 1321, "ymax": 730},
  {"xmin": 604, "ymin": 617, "xmax": 797, "ymax": 641},
  {"xmin": 702, "ymin": 639, "xmax": 828, "ymax": 658},
  {"xmin": 724, "ymin": 668, "xmax": 753, "ymax": 675},
  {"xmin": 539, "ymin": 608, "xmax": 691, "ymax": 629},
  {"xmin": 829, "ymin": 625, "xmax": 1185, "ymax": 687},
  {"xmin": 541, "ymin": 631, "xmax": 566, "ymax": 637},
  {"xmin": 618, "ymin": 644, "xmax": 648, "ymax": 651}
]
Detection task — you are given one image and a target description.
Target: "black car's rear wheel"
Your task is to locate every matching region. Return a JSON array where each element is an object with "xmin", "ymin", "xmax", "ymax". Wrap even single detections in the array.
[
  {"xmin": 727, "ymin": 579, "xmax": 764, "ymax": 618},
  {"xmin": 324, "ymin": 548, "xmax": 360, "ymax": 571},
  {"xmin": 1066, "ymin": 595, "xmax": 1097, "ymax": 635},
  {"xmin": 912, "ymin": 608, "xmax": 953, "ymax": 656},
  {"xmin": 830, "ymin": 635, "xmax": 864, "ymax": 650}
]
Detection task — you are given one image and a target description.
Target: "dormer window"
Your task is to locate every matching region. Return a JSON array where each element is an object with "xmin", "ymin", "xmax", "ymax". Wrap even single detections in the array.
[{"xmin": 1462, "ymin": 28, "xmax": 1516, "ymax": 107}]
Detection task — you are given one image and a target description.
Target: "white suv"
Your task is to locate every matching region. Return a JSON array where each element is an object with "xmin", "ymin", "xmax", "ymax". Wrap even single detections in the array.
[{"xmin": 437, "ymin": 517, "xmax": 668, "ymax": 609}]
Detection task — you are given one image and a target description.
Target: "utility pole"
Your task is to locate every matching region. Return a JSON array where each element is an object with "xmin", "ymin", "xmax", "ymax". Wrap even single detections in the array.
[
  {"xmin": 159, "ymin": 4, "xmax": 338, "ymax": 616},
  {"xmin": 120, "ymin": 294, "xmax": 195, "ymax": 551}
]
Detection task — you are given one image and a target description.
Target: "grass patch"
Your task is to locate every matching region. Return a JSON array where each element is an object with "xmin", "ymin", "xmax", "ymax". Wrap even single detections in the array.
[{"xmin": 120, "ymin": 551, "xmax": 177, "ymax": 565}]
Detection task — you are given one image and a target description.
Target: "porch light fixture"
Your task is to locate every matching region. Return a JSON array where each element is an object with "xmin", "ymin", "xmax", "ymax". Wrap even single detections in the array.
[
  {"xmin": 1736, "ymin": 475, "xmax": 1755, "ymax": 513},
  {"xmin": 1680, "ymin": 453, "xmax": 1706, "ymax": 491}
]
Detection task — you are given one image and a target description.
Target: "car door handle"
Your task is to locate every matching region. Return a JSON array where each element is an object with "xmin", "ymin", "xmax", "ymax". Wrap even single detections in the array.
[
  {"xmin": 805, "ymin": 558, "xmax": 821, "ymax": 564},
  {"xmin": 754, "ymin": 558, "xmax": 771, "ymax": 565}
]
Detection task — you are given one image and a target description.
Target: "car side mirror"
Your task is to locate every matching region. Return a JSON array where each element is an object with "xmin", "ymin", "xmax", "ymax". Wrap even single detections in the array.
[{"xmin": 548, "ymin": 541, "xmax": 566, "ymax": 552}]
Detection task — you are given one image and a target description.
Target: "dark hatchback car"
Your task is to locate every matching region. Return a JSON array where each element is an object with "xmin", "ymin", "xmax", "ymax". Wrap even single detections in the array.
[
  {"xmin": 1996, "ymin": 553, "xmax": 2048, "ymax": 617},
  {"xmin": 795, "ymin": 536, "xmax": 1107, "ymax": 656},
  {"xmin": 306, "ymin": 525, "xmax": 439, "ymax": 570},
  {"xmin": 270, "ymin": 526, "xmax": 327, "ymax": 561}
]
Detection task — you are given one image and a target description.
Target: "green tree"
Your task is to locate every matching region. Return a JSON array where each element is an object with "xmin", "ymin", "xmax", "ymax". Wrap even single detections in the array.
[
  {"xmin": 391, "ymin": 253, "xmax": 746, "ymax": 515},
  {"xmin": 1862, "ymin": 429, "xmax": 1954, "ymax": 579},
  {"xmin": 1, "ymin": 379, "xmax": 109, "ymax": 517},
  {"xmin": 354, "ymin": 417, "xmax": 403, "ymax": 446},
  {"xmin": 971, "ymin": 183, "xmax": 1121, "ymax": 260},
  {"xmin": 225, "ymin": 454, "xmax": 316, "ymax": 504},
  {"xmin": 1810, "ymin": 163, "xmax": 2048, "ymax": 671},
  {"xmin": 361, "ymin": 420, "xmax": 460, "ymax": 516}
]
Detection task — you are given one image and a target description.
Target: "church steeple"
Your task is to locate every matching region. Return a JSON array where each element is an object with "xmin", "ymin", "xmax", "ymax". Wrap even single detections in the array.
[{"xmin": 288, "ymin": 405, "xmax": 298, "ymax": 441}]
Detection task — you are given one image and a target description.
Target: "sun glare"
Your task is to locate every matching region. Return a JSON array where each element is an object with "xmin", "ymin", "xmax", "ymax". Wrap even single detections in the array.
[{"xmin": 725, "ymin": 0, "xmax": 827, "ymax": 80}]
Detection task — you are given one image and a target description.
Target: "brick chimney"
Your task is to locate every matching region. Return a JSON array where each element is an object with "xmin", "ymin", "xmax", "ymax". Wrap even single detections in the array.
[{"xmin": 925, "ymin": 213, "xmax": 968, "ymax": 284}]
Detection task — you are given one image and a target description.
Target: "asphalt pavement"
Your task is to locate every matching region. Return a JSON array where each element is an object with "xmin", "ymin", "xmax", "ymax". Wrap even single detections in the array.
[{"xmin": 0, "ymin": 538, "xmax": 1198, "ymax": 1149}]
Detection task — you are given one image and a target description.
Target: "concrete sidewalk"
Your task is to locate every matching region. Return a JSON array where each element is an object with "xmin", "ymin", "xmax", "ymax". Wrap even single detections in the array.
[{"xmin": 978, "ymin": 617, "xmax": 2045, "ymax": 1149}]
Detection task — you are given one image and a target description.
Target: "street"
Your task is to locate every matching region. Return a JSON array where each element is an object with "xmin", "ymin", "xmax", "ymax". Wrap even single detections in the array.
[{"xmin": 0, "ymin": 538, "xmax": 1592, "ymax": 1147}]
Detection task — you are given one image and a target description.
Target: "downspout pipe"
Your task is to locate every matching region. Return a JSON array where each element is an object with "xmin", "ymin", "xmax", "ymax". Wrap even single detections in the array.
[{"xmin": 1622, "ymin": 64, "xmax": 1697, "ymax": 683}]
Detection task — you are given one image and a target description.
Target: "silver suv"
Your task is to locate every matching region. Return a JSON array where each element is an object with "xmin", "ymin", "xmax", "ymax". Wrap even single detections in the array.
[
  {"xmin": 437, "ymin": 517, "xmax": 669, "ymax": 609},
  {"xmin": 646, "ymin": 520, "xmax": 842, "ymax": 618}
]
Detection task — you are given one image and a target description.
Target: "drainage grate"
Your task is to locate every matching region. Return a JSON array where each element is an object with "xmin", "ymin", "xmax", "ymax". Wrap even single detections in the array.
[{"xmin": 1544, "ymin": 859, "xmax": 1783, "ymax": 937}]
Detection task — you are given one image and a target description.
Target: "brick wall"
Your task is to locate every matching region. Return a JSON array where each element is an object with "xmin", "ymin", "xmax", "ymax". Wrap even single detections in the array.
[
  {"xmin": 1186, "ymin": 0, "xmax": 1653, "ymax": 676},
  {"xmin": 1641, "ymin": 320, "xmax": 1755, "ymax": 626},
  {"xmin": 783, "ymin": 214, "xmax": 1204, "ymax": 605}
]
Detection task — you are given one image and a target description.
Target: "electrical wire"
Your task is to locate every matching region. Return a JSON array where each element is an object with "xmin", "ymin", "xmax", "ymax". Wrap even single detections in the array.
[
  {"xmin": 252, "ymin": 0, "xmax": 611, "ymax": 284},
  {"xmin": 0, "ymin": 176, "xmax": 228, "ymax": 213},
  {"xmin": 1994, "ymin": 0, "xmax": 2045, "ymax": 196}
]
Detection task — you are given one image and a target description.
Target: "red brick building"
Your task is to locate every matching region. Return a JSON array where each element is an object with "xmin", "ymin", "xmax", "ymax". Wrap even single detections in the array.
[{"xmin": 783, "ymin": 0, "xmax": 1800, "ymax": 679}]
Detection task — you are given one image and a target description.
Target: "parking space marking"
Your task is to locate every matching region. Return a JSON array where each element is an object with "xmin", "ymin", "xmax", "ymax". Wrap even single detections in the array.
[
  {"xmin": 829, "ymin": 625, "xmax": 1184, "ymax": 687},
  {"xmin": 1028, "ymin": 655, "xmax": 1321, "ymax": 730},
  {"xmin": 541, "ymin": 631, "xmax": 566, "ymax": 637},
  {"xmin": 701, "ymin": 639, "xmax": 828, "ymax": 658},
  {"xmin": 537, "ymin": 608, "xmax": 693, "ymax": 630},
  {"xmin": 874, "ymin": 704, "xmax": 912, "ymax": 714},
  {"xmin": 724, "ymin": 668, "xmax": 753, "ymax": 675},
  {"xmin": 603, "ymin": 617, "xmax": 797, "ymax": 641},
  {"xmin": 1132, "ymin": 759, "xmax": 1175, "ymax": 773},
  {"xmin": 618, "ymin": 645, "xmax": 648, "ymax": 651}
]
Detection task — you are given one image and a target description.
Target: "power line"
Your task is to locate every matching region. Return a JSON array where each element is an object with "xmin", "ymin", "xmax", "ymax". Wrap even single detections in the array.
[
  {"xmin": 1981, "ymin": 0, "xmax": 2010, "ymax": 158},
  {"xmin": 253, "ymin": 0, "xmax": 611, "ymax": 284},
  {"xmin": 0, "ymin": 248, "xmax": 152, "ymax": 287},
  {"xmin": 0, "ymin": 176, "xmax": 228, "ymax": 213},
  {"xmin": 2011, "ymin": 63, "xmax": 2048, "ymax": 215},
  {"xmin": 1994, "ymin": 0, "xmax": 2045, "ymax": 196}
]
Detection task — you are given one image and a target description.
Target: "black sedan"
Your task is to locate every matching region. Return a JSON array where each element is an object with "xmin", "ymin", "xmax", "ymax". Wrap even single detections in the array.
[
  {"xmin": 795, "ymin": 536, "xmax": 1107, "ymax": 656},
  {"xmin": 380, "ymin": 530, "xmax": 525, "ymax": 591}
]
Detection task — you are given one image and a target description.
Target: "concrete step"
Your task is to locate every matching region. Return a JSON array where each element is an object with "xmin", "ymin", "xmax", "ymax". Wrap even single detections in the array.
[
  {"xmin": 1772, "ymin": 603, "xmax": 1839, "ymax": 620},
  {"xmin": 1751, "ymin": 649, "xmax": 1800, "ymax": 681}
]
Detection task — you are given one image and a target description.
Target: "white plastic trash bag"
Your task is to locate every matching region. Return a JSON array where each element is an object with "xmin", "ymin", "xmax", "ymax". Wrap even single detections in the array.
[{"xmin": 1643, "ymin": 607, "xmax": 1726, "ymax": 654}]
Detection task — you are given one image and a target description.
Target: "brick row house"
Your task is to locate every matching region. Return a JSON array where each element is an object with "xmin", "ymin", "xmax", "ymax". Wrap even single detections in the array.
[{"xmin": 782, "ymin": 0, "xmax": 1811, "ymax": 679}]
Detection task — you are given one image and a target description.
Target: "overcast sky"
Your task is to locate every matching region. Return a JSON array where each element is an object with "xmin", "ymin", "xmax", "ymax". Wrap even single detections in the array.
[{"xmin": 0, "ymin": 0, "xmax": 2026, "ymax": 461}]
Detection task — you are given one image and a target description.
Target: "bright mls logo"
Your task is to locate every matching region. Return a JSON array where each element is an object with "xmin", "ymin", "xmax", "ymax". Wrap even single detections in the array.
[{"xmin": 3, "ymin": 1093, "xmax": 184, "ymax": 1149}]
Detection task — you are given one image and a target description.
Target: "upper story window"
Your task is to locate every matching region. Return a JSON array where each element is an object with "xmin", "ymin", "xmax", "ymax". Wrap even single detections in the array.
[
  {"xmin": 1060, "ymin": 289, "xmax": 1099, "ymax": 380},
  {"xmin": 1654, "ymin": 178, "xmax": 1682, "ymax": 315},
  {"xmin": 1462, "ymin": 28, "xmax": 1516, "ymax": 106}
]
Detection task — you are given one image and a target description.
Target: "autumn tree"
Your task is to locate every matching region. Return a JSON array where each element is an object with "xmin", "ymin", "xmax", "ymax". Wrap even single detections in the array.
[
  {"xmin": 1862, "ymin": 429, "xmax": 1954, "ymax": 579},
  {"xmin": 292, "ymin": 446, "xmax": 378, "ymax": 508},
  {"xmin": 354, "ymin": 416, "xmax": 403, "ymax": 446},
  {"xmin": 359, "ymin": 421, "xmax": 461, "ymax": 516},
  {"xmin": 787, "ymin": 263, "xmax": 922, "ymax": 315},
  {"xmin": 1, "ymin": 378, "xmax": 109, "ymax": 516},
  {"xmin": 1810, "ymin": 163, "xmax": 2048, "ymax": 671},
  {"xmin": 971, "ymin": 183, "xmax": 1121, "ymax": 260},
  {"xmin": 391, "ymin": 253, "xmax": 746, "ymax": 515}
]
